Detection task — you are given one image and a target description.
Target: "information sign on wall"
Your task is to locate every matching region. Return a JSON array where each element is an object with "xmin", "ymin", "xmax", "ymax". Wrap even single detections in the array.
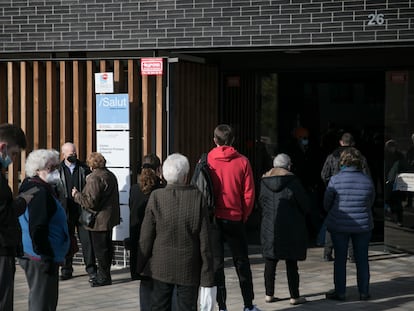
[
  {"xmin": 94, "ymin": 72, "xmax": 114, "ymax": 93},
  {"xmin": 96, "ymin": 131, "xmax": 130, "ymax": 167},
  {"xmin": 96, "ymin": 94, "xmax": 129, "ymax": 130}
]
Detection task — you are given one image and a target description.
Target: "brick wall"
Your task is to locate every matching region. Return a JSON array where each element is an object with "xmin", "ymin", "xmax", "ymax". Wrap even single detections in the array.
[{"xmin": 0, "ymin": 0, "xmax": 413, "ymax": 54}]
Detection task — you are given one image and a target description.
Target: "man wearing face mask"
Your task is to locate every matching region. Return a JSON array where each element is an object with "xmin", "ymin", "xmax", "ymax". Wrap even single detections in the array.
[
  {"xmin": 0, "ymin": 124, "xmax": 38, "ymax": 311},
  {"xmin": 57, "ymin": 142, "xmax": 96, "ymax": 282}
]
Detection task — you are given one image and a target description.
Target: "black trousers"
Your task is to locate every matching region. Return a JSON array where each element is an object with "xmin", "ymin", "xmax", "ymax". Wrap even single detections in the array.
[
  {"xmin": 264, "ymin": 258, "xmax": 300, "ymax": 298},
  {"xmin": 61, "ymin": 222, "xmax": 96, "ymax": 277},
  {"xmin": 90, "ymin": 230, "xmax": 113, "ymax": 281},
  {"xmin": 211, "ymin": 219, "xmax": 254, "ymax": 310},
  {"xmin": 151, "ymin": 279, "xmax": 198, "ymax": 311},
  {"xmin": 0, "ymin": 256, "xmax": 15, "ymax": 311}
]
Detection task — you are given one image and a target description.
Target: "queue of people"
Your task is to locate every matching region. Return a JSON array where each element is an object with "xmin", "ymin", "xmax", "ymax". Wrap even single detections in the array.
[{"xmin": 1, "ymin": 122, "xmax": 378, "ymax": 311}]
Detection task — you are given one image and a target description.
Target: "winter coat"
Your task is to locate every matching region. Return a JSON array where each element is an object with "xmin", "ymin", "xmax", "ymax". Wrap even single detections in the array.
[
  {"xmin": 207, "ymin": 146, "xmax": 255, "ymax": 222},
  {"xmin": 73, "ymin": 167, "xmax": 120, "ymax": 231},
  {"xmin": 324, "ymin": 167, "xmax": 375, "ymax": 233},
  {"xmin": 0, "ymin": 172, "xmax": 26, "ymax": 256},
  {"xmin": 57, "ymin": 160, "xmax": 90, "ymax": 217},
  {"xmin": 321, "ymin": 146, "xmax": 370, "ymax": 185},
  {"xmin": 18, "ymin": 176, "xmax": 69, "ymax": 263},
  {"xmin": 259, "ymin": 168, "xmax": 310, "ymax": 261},
  {"xmin": 137, "ymin": 184, "xmax": 214, "ymax": 287}
]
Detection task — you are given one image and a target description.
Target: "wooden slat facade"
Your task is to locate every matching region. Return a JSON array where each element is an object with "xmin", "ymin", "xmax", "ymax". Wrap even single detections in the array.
[
  {"xmin": 0, "ymin": 58, "xmax": 219, "ymax": 193},
  {"xmin": 171, "ymin": 61, "xmax": 218, "ymax": 170}
]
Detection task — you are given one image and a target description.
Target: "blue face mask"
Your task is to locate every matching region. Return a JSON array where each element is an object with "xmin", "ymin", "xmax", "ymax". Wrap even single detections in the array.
[
  {"xmin": 301, "ymin": 138, "xmax": 309, "ymax": 146},
  {"xmin": 0, "ymin": 146, "xmax": 12, "ymax": 168}
]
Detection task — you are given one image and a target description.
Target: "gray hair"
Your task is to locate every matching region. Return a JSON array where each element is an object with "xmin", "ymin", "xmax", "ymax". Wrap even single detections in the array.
[
  {"xmin": 273, "ymin": 153, "xmax": 291, "ymax": 169},
  {"xmin": 25, "ymin": 149, "xmax": 60, "ymax": 177},
  {"xmin": 162, "ymin": 153, "xmax": 190, "ymax": 184}
]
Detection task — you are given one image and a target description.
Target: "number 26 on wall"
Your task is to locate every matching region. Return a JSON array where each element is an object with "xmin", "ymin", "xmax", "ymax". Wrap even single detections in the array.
[{"xmin": 367, "ymin": 12, "xmax": 385, "ymax": 25}]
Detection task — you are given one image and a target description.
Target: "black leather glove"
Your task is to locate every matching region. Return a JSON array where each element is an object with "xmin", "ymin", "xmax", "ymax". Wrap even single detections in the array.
[{"xmin": 40, "ymin": 257, "xmax": 57, "ymax": 275}]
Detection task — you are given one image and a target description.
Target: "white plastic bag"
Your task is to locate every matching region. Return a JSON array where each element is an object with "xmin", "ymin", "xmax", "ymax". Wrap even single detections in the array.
[{"xmin": 199, "ymin": 286, "xmax": 217, "ymax": 311}]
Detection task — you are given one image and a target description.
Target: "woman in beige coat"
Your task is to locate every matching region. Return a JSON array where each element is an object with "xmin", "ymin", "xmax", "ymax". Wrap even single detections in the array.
[{"xmin": 72, "ymin": 152, "xmax": 120, "ymax": 287}]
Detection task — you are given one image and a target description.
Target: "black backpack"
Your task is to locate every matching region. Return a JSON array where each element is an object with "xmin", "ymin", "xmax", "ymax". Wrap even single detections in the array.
[{"xmin": 191, "ymin": 153, "xmax": 215, "ymax": 217}]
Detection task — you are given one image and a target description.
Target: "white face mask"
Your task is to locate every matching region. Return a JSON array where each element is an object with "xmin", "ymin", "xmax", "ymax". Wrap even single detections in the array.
[{"xmin": 46, "ymin": 169, "xmax": 60, "ymax": 184}]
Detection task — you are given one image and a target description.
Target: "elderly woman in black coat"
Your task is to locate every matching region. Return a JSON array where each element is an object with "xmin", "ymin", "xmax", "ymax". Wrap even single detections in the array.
[{"xmin": 259, "ymin": 153, "xmax": 310, "ymax": 306}]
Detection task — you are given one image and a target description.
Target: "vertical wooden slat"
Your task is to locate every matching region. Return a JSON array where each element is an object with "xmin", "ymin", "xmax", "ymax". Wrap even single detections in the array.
[
  {"xmin": 78, "ymin": 62, "xmax": 86, "ymax": 159},
  {"xmin": 60, "ymin": 61, "xmax": 72, "ymax": 147},
  {"xmin": 142, "ymin": 75, "xmax": 150, "ymax": 157},
  {"xmin": 46, "ymin": 61, "xmax": 58, "ymax": 149},
  {"xmin": 73, "ymin": 61, "xmax": 80, "ymax": 152},
  {"xmin": 7, "ymin": 62, "xmax": 19, "ymax": 192},
  {"xmin": 156, "ymin": 74, "xmax": 163, "ymax": 161},
  {"xmin": 128, "ymin": 59, "xmax": 139, "ymax": 183},
  {"xmin": 33, "ymin": 61, "xmax": 45, "ymax": 149},
  {"xmin": 0, "ymin": 63, "xmax": 7, "ymax": 123},
  {"xmin": 20, "ymin": 62, "xmax": 28, "ymax": 179},
  {"xmin": 86, "ymin": 60, "xmax": 94, "ymax": 156},
  {"xmin": 99, "ymin": 60, "xmax": 106, "ymax": 72},
  {"xmin": 114, "ymin": 60, "xmax": 124, "ymax": 93}
]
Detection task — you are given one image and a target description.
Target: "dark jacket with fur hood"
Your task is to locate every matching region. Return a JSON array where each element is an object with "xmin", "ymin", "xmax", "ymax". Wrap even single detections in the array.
[{"xmin": 259, "ymin": 167, "xmax": 310, "ymax": 260}]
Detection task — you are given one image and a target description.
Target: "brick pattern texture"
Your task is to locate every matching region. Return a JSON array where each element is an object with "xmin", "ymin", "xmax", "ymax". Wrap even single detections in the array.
[{"xmin": 0, "ymin": 0, "xmax": 413, "ymax": 53}]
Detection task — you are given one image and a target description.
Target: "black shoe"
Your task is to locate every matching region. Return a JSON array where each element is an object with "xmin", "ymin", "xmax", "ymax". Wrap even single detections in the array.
[
  {"xmin": 88, "ymin": 273, "xmax": 97, "ymax": 283},
  {"xmin": 325, "ymin": 289, "xmax": 345, "ymax": 301},
  {"xmin": 60, "ymin": 274, "xmax": 73, "ymax": 281},
  {"xmin": 360, "ymin": 293, "xmax": 371, "ymax": 301},
  {"xmin": 90, "ymin": 278, "xmax": 112, "ymax": 287}
]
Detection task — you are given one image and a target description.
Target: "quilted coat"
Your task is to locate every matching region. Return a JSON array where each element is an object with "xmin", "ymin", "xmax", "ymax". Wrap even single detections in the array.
[
  {"xmin": 259, "ymin": 168, "xmax": 310, "ymax": 260},
  {"xmin": 324, "ymin": 166, "xmax": 375, "ymax": 233}
]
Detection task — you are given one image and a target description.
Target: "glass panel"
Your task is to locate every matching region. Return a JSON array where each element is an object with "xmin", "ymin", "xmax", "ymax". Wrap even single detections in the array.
[
  {"xmin": 384, "ymin": 71, "xmax": 414, "ymax": 253},
  {"xmin": 259, "ymin": 73, "xmax": 278, "ymax": 162}
]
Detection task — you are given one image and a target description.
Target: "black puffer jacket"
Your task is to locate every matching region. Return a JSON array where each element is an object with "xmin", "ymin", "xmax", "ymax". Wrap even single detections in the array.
[{"xmin": 259, "ymin": 168, "xmax": 310, "ymax": 260}]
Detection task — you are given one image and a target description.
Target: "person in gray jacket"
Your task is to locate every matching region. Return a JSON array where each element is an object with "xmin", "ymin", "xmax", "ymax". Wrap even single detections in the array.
[
  {"xmin": 259, "ymin": 153, "xmax": 309, "ymax": 306},
  {"xmin": 137, "ymin": 153, "xmax": 214, "ymax": 311},
  {"xmin": 324, "ymin": 147, "xmax": 375, "ymax": 301}
]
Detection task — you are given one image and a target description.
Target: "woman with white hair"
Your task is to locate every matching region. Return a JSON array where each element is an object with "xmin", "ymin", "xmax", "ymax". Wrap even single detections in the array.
[
  {"xmin": 18, "ymin": 149, "xmax": 70, "ymax": 311},
  {"xmin": 259, "ymin": 153, "xmax": 309, "ymax": 305},
  {"xmin": 137, "ymin": 153, "xmax": 214, "ymax": 311}
]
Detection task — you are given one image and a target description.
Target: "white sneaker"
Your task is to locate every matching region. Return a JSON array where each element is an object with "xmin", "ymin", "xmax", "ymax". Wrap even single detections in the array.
[
  {"xmin": 244, "ymin": 306, "xmax": 262, "ymax": 311},
  {"xmin": 290, "ymin": 297, "xmax": 307, "ymax": 305}
]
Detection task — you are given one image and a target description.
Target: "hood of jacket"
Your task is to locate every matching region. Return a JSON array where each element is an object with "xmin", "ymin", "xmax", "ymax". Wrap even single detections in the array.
[
  {"xmin": 261, "ymin": 168, "xmax": 295, "ymax": 192},
  {"xmin": 208, "ymin": 145, "xmax": 240, "ymax": 162},
  {"xmin": 332, "ymin": 145, "xmax": 351, "ymax": 158}
]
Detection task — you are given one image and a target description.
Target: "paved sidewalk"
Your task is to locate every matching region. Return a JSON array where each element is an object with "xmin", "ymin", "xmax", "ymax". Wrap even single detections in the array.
[{"xmin": 14, "ymin": 243, "xmax": 414, "ymax": 310}]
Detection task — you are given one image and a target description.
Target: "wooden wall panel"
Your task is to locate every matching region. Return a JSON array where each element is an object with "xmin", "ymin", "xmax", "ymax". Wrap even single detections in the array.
[
  {"xmin": 7, "ymin": 62, "xmax": 20, "ymax": 192},
  {"xmin": 156, "ymin": 74, "xmax": 164, "ymax": 161},
  {"xmin": 46, "ymin": 61, "xmax": 59, "ymax": 149},
  {"xmin": 141, "ymin": 75, "xmax": 151, "ymax": 156},
  {"xmin": 128, "ymin": 60, "xmax": 139, "ymax": 182},
  {"xmin": 33, "ymin": 61, "xmax": 46, "ymax": 149},
  {"xmin": 0, "ymin": 63, "xmax": 7, "ymax": 123},
  {"xmin": 173, "ymin": 62, "xmax": 218, "ymax": 171},
  {"xmin": 60, "ymin": 61, "xmax": 72, "ymax": 147},
  {"xmin": 86, "ymin": 61, "xmax": 95, "ymax": 156},
  {"xmin": 0, "ymin": 58, "xmax": 165, "ymax": 194}
]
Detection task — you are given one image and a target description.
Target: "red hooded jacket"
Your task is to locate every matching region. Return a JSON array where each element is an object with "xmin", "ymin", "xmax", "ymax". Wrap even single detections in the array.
[{"xmin": 207, "ymin": 146, "xmax": 255, "ymax": 222}]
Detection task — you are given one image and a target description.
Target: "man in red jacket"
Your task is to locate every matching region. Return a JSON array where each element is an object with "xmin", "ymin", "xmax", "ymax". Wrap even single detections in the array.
[{"xmin": 207, "ymin": 124, "xmax": 260, "ymax": 311}]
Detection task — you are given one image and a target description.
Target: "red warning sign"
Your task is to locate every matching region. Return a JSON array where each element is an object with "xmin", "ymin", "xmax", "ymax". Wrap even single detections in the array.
[{"xmin": 141, "ymin": 58, "xmax": 163, "ymax": 75}]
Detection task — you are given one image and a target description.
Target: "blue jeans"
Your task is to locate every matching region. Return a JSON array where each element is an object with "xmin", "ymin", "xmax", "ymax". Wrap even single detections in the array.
[{"xmin": 330, "ymin": 231, "xmax": 371, "ymax": 296}]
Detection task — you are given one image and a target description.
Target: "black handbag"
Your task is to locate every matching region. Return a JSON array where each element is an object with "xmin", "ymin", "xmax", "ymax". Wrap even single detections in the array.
[{"xmin": 79, "ymin": 209, "xmax": 97, "ymax": 228}]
